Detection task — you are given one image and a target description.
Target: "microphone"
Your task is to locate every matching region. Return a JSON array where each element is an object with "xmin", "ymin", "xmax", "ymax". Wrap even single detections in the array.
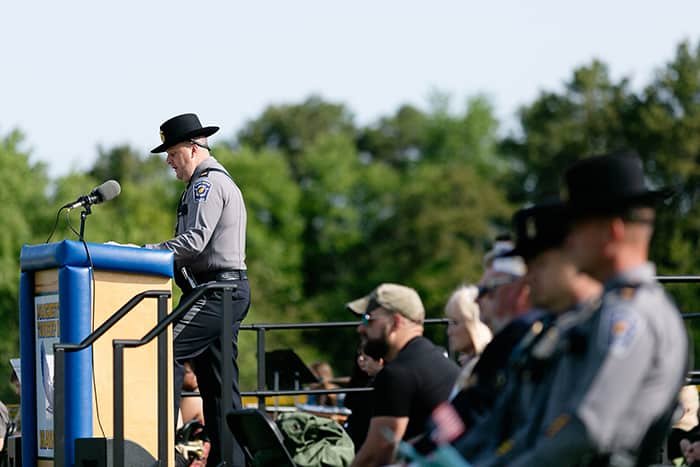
[{"xmin": 63, "ymin": 180, "xmax": 122, "ymax": 210}]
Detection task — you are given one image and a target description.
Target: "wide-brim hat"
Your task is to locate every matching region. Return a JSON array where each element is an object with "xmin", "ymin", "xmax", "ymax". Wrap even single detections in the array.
[
  {"xmin": 505, "ymin": 200, "xmax": 569, "ymax": 262},
  {"xmin": 151, "ymin": 113, "xmax": 219, "ymax": 153},
  {"xmin": 562, "ymin": 151, "xmax": 672, "ymax": 218}
]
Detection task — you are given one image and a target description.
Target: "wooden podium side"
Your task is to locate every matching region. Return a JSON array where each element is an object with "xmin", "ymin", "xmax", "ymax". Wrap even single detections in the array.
[{"xmin": 91, "ymin": 270, "xmax": 173, "ymax": 465}]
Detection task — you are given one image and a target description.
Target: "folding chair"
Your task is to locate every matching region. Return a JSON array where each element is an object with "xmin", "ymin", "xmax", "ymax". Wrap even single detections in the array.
[{"xmin": 226, "ymin": 408, "xmax": 296, "ymax": 467}]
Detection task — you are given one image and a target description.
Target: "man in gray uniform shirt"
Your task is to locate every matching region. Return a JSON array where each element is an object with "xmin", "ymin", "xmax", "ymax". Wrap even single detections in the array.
[
  {"xmin": 145, "ymin": 113, "xmax": 250, "ymax": 466},
  {"xmin": 498, "ymin": 151, "xmax": 687, "ymax": 467}
]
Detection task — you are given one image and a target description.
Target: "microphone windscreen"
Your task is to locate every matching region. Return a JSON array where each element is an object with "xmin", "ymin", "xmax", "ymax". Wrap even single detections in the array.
[{"xmin": 95, "ymin": 180, "xmax": 121, "ymax": 202}]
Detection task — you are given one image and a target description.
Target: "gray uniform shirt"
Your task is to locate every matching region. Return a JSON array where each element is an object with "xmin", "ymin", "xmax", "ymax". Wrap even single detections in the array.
[
  {"xmin": 145, "ymin": 157, "xmax": 247, "ymax": 275},
  {"xmin": 502, "ymin": 263, "xmax": 687, "ymax": 467}
]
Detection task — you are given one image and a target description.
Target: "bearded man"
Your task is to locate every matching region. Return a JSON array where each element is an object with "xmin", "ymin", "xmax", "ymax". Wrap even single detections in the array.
[{"xmin": 346, "ymin": 283, "xmax": 459, "ymax": 467}]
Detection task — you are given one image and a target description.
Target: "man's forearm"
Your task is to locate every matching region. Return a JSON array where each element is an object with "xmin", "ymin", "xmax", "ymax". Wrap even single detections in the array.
[
  {"xmin": 351, "ymin": 441, "xmax": 394, "ymax": 467},
  {"xmin": 351, "ymin": 416, "xmax": 407, "ymax": 467}
]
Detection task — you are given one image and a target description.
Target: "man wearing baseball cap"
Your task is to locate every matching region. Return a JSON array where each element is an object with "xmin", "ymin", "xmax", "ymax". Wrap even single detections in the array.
[
  {"xmin": 347, "ymin": 283, "xmax": 459, "ymax": 467},
  {"xmin": 477, "ymin": 235, "xmax": 529, "ymax": 334}
]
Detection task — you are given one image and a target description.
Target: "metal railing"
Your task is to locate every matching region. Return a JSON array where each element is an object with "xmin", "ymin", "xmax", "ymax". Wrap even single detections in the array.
[
  {"xmin": 238, "ymin": 318, "xmax": 449, "ymax": 410},
  {"xmin": 111, "ymin": 282, "xmax": 237, "ymax": 466},
  {"xmin": 657, "ymin": 275, "xmax": 700, "ymax": 283},
  {"xmin": 52, "ymin": 274, "xmax": 700, "ymax": 466},
  {"xmin": 236, "ymin": 275, "xmax": 700, "ymax": 405},
  {"xmin": 54, "ymin": 282, "xmax": 238, "ymax": 467},
  {"xmin": 54, "ymin": 290, "xmax": 171, "ymax": 467},
  {"xmin": 658, "ymin": 276, "xmax": 700, "ymax": 383}
]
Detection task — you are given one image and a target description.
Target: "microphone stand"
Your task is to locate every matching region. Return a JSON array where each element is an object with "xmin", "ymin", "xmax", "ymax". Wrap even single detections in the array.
[{"xmin": 79, "ymin": 203, "xmax": 92, "ymax": 242}]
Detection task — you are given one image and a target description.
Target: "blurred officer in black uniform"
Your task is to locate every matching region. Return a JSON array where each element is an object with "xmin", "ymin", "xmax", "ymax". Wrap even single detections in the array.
[{"xmin": 145, "ymin": 113, "xmax": 250, "ymax": 466}]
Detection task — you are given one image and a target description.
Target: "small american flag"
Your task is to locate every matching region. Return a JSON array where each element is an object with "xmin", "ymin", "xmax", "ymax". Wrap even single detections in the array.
[{"xmin": 430, "ymin": 402, "xmax": 465, "ymax": 445}]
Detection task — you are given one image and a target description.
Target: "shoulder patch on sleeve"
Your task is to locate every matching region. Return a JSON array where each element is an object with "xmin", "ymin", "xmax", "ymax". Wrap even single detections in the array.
[
  {"xmin": 607, "ymin": 309, "xmax": 639, "ymax": 357},
  {"xmin": 193, "ymin": 180, "xmax": 212, "ymax": 202},
  {"xmin": 617, "ymin": 286, "xmax": 638, "ymax": 300}
]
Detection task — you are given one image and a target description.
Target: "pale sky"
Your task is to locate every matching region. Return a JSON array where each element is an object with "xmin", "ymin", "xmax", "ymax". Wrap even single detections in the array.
[{"xmin": 1, "ymin": 0, "xmax": 699, "ymax": 178}]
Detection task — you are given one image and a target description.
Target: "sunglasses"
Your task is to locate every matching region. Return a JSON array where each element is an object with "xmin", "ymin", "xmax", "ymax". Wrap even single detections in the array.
[
  {"xmin": 361, "ymin": 313, "xmax": 377, "ymax": 326},
  {"xmin": 477, "ymin": 275, "xmax": 519, "ymax": 299}
]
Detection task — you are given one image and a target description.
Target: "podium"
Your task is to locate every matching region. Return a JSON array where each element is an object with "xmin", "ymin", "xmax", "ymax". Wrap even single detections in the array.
[{"xmin": 19, "ymin": 240, "xmax": 174, "ymax": 467}]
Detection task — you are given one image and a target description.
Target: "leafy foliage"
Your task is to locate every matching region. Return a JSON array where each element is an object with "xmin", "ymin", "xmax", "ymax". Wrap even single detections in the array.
[
  {"xmin": 0, "ymin": 130, "xmax": 52, "ymax": 401},
  {"xmin": 2, "ymin": 40, "xmax": 700, "ymax": 401},
  {"xmin": 503, "ymin": 40, "xmax": 700, "ymax": 362}
]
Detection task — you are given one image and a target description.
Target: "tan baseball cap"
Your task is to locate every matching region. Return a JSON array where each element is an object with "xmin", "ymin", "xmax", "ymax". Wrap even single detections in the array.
[{"xmin": 346, "ymin": 283, "xmax": 425, "ymax": 323}]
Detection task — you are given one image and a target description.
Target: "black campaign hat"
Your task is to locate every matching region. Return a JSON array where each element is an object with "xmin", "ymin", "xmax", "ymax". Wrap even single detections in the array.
[
  {"xmin": 506, "ymin": 200, "xmax": 570, "ymax": 262},
  {"xmin": 151, "ymin": 113, "xmax": 219, "ymax": 153},
  {"xmin": 562, "ymin": 151, "xmax": 671, "ymax": 218}
]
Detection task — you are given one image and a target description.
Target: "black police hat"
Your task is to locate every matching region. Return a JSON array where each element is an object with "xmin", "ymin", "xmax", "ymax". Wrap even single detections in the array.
[
  {"xmin": 151, "ymin": 113, "xmax": 219, "ymax": 153},
  {"xmin": 506, "ymin": 200, "xmax": 570, "ymax": 262},
  {"xmin": 562, "ymin": 150, "xmax": 671, "ymax": 218}
]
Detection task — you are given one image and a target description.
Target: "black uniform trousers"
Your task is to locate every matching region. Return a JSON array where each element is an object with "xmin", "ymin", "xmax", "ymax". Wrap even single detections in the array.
[{"xmin": 173, "ymin": 279, "xmax": 250, "ymax": 466}]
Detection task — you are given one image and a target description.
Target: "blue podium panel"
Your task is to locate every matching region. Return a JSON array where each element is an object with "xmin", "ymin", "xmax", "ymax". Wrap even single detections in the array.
[{"xmin": 19, "ymin": 241, "xmax": 174, "ymax": 467}]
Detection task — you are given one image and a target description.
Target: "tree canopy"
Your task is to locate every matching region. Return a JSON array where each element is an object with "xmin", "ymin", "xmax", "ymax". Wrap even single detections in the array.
[{"xmin": 1, "ymin": 39, "xmax": 699, "ymax": 401}]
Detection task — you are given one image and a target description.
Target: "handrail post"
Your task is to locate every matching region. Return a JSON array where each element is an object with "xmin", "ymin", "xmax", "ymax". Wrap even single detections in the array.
[
  {"xmin": 256, "ymin": 327, "xmax": 267, "ymax": 411},
  {"xmin": 220, "ymin": 286, "xmax": 235, "ymax": 465},
  {"xmin": 113, "ymin": 342, "xmax": 125, "ymax": 467},
  {"xmin": 157, "ymin": 294, "xmax": 168, "ymax": 467},
  {"xmin": 54, "ymin": 346, "xmax": 66, "ymax": 467},
  {"xmin": 49, "ymin": 290, "xmax": 171, "ymax": 467}
]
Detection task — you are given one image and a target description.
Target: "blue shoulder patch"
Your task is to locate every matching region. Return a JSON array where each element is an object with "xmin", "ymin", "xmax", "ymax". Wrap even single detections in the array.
[
  {"xmin": 193, "ymin": 180, "xmax": 212, "ymax": 202},
  {"xmin": 607, "ymin": 309, "xmax": 639, "ymax": 357}
]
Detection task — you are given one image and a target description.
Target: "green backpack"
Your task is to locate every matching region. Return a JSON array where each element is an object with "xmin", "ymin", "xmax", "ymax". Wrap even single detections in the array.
[{"xmin": 276, "ymin": 412, "xmax": 355, "ymax": 467}]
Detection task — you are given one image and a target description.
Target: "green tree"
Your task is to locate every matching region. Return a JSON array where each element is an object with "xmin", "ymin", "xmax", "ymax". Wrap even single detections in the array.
[
  {"xmin": 502, "ymin": 41, "xmax": 700, "ymax": 362},
  {"xmin": 296, "ymin": 133, "xmax": 370, "ymax": 296},
  {"xmin": 372, "ymin": 162, "xmax": 511, "ymax": 313},
  {"xmin": 0, "ymin": 130, "xmax": 52, "ymax": 402},
  {"xmin": 357, "ymin": 94, "xmax": 505, "ymax": 176},
  {"xmin": 628, "ymin": 41, "xmax": 700, "ymax": 331},
  {"xmin": 356, "ymin": 104, "xmax": 430, "ymax": 169},
  {"xmin": 502, "ymin": 60, "xmax": 634, "ymax": 203},
  {"xmin": 50, "ymin": 146, "xmax": 177, "ymax": 247},
  {"xmin": 236, "ymin": 95, "xmax": 357, "ymax": 179},
  {"xmin": 286, "ymin": 97, "xmax": 512, "ymax": 371},
  {"xmin": 213, "ymin": 144, "xmax": 306, "ymax": 386}
]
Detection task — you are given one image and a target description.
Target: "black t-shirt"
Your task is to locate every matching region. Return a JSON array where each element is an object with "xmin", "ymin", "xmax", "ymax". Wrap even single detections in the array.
[
  {"xmin": 372, "ymin": 336, "xmax": 460, "ymax": 440},
  {"xmin": 667, "ymin": 425, "xmax": 700, "ymax": 462}
]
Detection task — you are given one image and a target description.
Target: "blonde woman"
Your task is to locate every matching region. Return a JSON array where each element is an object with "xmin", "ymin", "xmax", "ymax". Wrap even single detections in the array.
[{"xmin": 445, "ymin": 285, "xmax": 493, "ymax": 399}]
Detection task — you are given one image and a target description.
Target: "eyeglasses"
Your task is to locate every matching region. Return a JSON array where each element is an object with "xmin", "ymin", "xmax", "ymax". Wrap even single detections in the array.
[
  {"xmin": 477, "ymin": 276, "xmax": 519, "ymax": 299},
  {"xmin": 189, "ymin": 139, "xmax": 211, "ymax": 151}
]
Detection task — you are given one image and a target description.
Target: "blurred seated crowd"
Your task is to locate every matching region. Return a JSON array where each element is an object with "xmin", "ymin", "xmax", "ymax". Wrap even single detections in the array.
[{"xmin": 285, "ymin": 151, "xmax": 691, "ymax": 467}]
